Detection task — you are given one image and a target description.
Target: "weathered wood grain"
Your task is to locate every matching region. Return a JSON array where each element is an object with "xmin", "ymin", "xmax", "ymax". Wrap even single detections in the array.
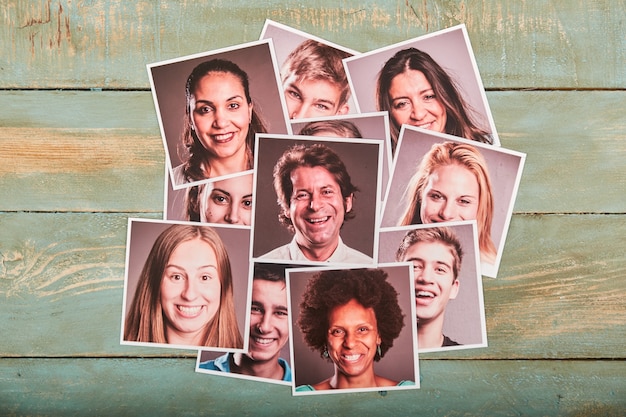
[
  {"xmin": 1, "ymin": 213, "xmax": 623, "ymax": 359},
  {"xmin": 1, "ymin": 90, "xmax": 625, "ymax": 213},
  {"xmin": 0, "ymin": 1, "xmax": 624, "ymax": 89},
  {"xmin": 0, "ymin": 358, "xmax": 624, "ymax": 416}
]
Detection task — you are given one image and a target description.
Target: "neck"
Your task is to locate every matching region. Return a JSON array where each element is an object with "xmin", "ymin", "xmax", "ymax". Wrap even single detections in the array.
[
  {"xmin": 417, "ymin": 317, "xmax": 445, "ymax": 349},
  {"xmin": 165, "ymin": 328, "xmax": 202, "ymax": 347},
  {"xmin": 296, "ymin": 238, "xmax": 339, "ymax": 262},
  {"xmin": 329, "ymin": 367, "xmax": 377, "ymax": 389},
  {"xmin": 231, "ymin": 353, "xmax": 284, "ymax": 380}
]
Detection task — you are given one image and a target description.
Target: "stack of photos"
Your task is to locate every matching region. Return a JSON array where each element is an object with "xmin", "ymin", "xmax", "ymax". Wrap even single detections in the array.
[{"xmin": 120, "ymin": 20, "xmax": 526, "ymax": 396}]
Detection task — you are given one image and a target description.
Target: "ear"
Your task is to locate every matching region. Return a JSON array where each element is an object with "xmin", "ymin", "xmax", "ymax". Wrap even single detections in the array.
[
  {"xmin": 248, "ymin": 101, "xmax": 253, "ymax": 122},
  {"xmin": 282, "ymin": 204, "xmax": 291, "ymax": 220},
  {"xmin": 448, "ymin": 279, "xmax": 460, "ymax": 300},
  {"xmin": 336, "ymin": 103, "xmax": 350, "ymax": 115},
  {"xmin": 344, "ymin": 193, "xmax": 354, "ymax": 213}
]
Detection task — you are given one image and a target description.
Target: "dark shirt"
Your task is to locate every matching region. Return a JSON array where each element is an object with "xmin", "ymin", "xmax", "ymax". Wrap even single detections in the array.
[{"xmin": 442, "ymin": 335, "xmax": 461, "ymax": 347}]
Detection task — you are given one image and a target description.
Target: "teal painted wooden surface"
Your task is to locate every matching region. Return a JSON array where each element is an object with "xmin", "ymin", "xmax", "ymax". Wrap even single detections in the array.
[
  {"xmin": 0, "ymin": 1, "xmax": 624, "ymax": 89},
  {"xmin": 1, "ymin": 0, "xmax": 625, "ymax": 415},
  {"xmin": 1, "ymin": 359, "xmax": 624, "ymax": 416}
]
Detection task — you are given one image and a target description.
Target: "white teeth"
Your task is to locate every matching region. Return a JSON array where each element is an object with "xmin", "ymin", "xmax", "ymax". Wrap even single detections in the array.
[
  {"xmin": 342, "ymin": 354, "xmax": 361, "ymax": 361},
  {"xmin": 178, "ymin": 305, "xmax": 202, "ymax": 314},
  {"xmin": 213, "ymin": 133, "xmax": 233, "ymax": 141},
  {"xmin": 253, "ymin": 337, "xmax": 274, "ymax": 345},
  {"xmin": 417, "ymin": 291, "xmax": 435, "ymax": 298},
  {"xmin": 308, "ymin": 216, "xmax": 328, "ymax": 223}
]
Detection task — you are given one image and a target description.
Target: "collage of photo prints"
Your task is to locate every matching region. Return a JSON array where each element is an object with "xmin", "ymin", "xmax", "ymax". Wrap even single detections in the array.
[{"xmin": 121, "ymin": 20, "xmax": 526, "ymax": 395}]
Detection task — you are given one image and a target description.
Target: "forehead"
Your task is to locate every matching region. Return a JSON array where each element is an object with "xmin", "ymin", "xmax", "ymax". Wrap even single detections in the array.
[
  {"xmin": 252, "ymin": 279, "xmax": 286, "ymax": 302},
  {"xmin": 390, "ymin": 69, "xmax": 431, "ymax": 90},
  {"xmin": 193, "ymin": 71, "xmax": 245, "ymax": 94},
  {"xmin": 403, "ymin": 240, "xmax": 454, "ymax": 264},
  {"xmin": 328, "ymin": 299, "xmax": 377, "ymax": 326},
  {"xmin": 290, "ymin": 165, "xmax": 340, "ymax": 188},
  {"xmin": 168, "ymin": 237, "xmax": 217, "ymax": 263},
  {"xmin": 425, "ymin": 164, "xmax": 478, "ymax": 192}
]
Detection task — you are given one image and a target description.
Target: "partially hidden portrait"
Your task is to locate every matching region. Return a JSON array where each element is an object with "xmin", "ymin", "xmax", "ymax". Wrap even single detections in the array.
[
  {"xmin": 196, "ymin": 262, "xmax": 306, "ymax": 385},
  {"xmin": 166, "ymin": 172, "xmax": 253, "ymax": 226},
  {"xmin": 379, "ymin": 222, "xmax": 487, "ymax": 352},
  {"xmin": 148, "ymin": 40, "xmax": 290, "ymax": 189},
  {"xmin": 252, "ymin": 135, "xmax": 382, "ymax": 264},
  {"xmin": 288, "ymin": 265, "xmax": 418, "ymax": 395},
  {"xmin": 260, "ymin": 19, "xmax": 357, "ymax": 120},
  {"xmin": 343, "ymin": 24, "xmax": 499, "ymax": 152},
  {"xmin": 121, "ymin": 219, "xmax": 249, "ymax": 350}
]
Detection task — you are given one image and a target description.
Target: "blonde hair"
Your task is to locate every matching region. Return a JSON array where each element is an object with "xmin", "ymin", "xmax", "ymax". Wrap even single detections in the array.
[
  {"xmin": 399, "ymin": 142, "xmax": 496, "ymax": 261},
  {"xmin": 124, "ymin": 224, "xmax": 243, "ymax": 348}
]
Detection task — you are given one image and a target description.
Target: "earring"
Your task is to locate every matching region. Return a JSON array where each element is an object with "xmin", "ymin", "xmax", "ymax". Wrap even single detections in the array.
[
  {"xmin": 322, "ymin": 347, "xmax": 329, "ymax": 359},
  {"xmin": 377, "ymin": 344, "xmax": 382, "ymax": 358}
]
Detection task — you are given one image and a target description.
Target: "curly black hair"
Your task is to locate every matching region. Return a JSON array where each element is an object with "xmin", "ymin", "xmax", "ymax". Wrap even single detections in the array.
[{"xmin": 297, "ymin": 268, "xmax": 405, "ymax": 360}]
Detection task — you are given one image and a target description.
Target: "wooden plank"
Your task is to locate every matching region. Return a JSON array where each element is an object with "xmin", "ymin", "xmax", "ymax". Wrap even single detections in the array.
[
  {"xmin": 1, "ymin": 90, "xmax": 624, "ymax": 213},
  {"xmin": 0, "ymin": 358, "xmax": 624, "ymax": 416},
  {"xmin": 1, "ymin": 212, "xmax": 624, "ymax": 359},
  {"xmin": 0, "ymin": 1, "xmax": 624, "ymax": 89}
]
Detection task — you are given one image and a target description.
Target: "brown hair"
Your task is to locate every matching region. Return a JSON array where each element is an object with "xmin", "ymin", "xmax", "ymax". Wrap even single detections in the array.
[
  {"xmin": 396, "ymin": 227, "xmax": 464, "ymax": 280},
  {"xmin": 124, "ymin": 224, "xmax": 243, "ymax": 348}
]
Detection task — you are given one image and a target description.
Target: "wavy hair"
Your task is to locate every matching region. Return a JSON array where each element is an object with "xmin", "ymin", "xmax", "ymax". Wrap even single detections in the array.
[{"xmin": 376, "ymin": 48, "xmax": 492, "ymax": 150}]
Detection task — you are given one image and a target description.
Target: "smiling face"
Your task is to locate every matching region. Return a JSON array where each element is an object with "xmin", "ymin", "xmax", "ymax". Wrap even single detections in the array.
[
  {"xmin": 199, "ymin": 174, "xmax": 253, "ymax": 225},
  {"xmin": 190, "ymin": 72, "xmax": 252, "ymax": 165},
  {"xmin": 388, "ymin": 69, "xmax": 447, "ymax": 133},
  {"xmin": 283, "ymin": 77, "xmax": 349, "ymax": 119},
  {"xmin": 326, "ymin": 299, "xmax": 381, "ymax": 379},
  {"xmin": 401, "ymin": 240, "xmax": 459, "ymax": 323},
  {"xmin": 160, "ymin": 237, "xmax": 222, "ymax": 346},
  {"xmin": 420, "ymin": 163, "xmax": 480, "ymax": 223},
  {"xmin": 286, "ymin": 165, "xmax": 352, "ymax": 259},
  {"xmin": 247, "ymin": 279, "xmax": 289, "ymax": 363}
]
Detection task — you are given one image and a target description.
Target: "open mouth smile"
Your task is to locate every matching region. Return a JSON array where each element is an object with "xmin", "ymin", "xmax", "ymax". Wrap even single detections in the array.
[
  {"xmin": 306, "ymin": 216, "xmax": 330, "ymax": 224},
  {"xmin": 211, "ymin": 132, "xmax": 235, "ymax": 143},
  {"xmin": 177, "ymin": 305, "xmax": 204, "ymax": 317}
]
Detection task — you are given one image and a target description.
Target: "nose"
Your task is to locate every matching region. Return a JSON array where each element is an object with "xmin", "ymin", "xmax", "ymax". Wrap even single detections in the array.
[
  {"xmin": 409, "ymin": 102, "xmax": 427, "ymax": 121},
  {"xmin": 256, "ymin": 312, "xmax": 273, "ymax": 334},
  {"xmin": 181, "ymin": 278, "xmax": 198, "ymax": 300},
  {"xmin": 438, "ymin": 201, "xmax": 457, "ymax": 221},
  {"xmin": 212, "ymin": 107, "xmax": 229, "ymax": 129},
  {"xmin": 290, "ymin": 103, "xmax": 309, "ymax": 119},
  {"xmin": 415, "ymin": 266, "xmax": 434, "ymax": 284},
  {"xmin": 342, "ymin": 331, "xmax": 356, "ymax": 349},
  {"xmin": 224, "ymin": 203, "xmax": 240, "ymax": 224},
  {"xmin": 308, "ymin": 192, "xmax": 322, "ymax": 211}
]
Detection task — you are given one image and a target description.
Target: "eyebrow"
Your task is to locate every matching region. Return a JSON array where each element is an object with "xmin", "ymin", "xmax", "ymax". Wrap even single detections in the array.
[
  {"xmin": 165, "ymin": 264, "xmax": 218, "ymax": 271},
  {"xmin": 286, "ymin": 82, "xmax": 337, "ymax": 107},
  {"xmin": 212, "ymin": 188, "xmax": 252, "ymax": 199},
  {"xmin": 391, "ymin": 88, "xmax": 435, "ymax": 101},
  {"xmin": 194, "ymin": 95, "xmax": 244, "ymax": 106},
  {"xmin": 404, "ymin": 256, "xmax": 452, "ymax": 270},
  {"xmin": 251, "ymin": 300, "xmax": 288, "ymax": 312},
  {"xmin": 427, "ymin": 188, "xmax": 478, "ymax": 200}
]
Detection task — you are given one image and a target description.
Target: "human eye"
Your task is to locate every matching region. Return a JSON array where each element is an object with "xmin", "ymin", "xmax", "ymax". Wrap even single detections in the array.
[
  {"xmin": 250, "ymin": 305, "xmax": 262, "ymax": 314},
  {"xmin": 392, "ymin": 99, "xmax": 409, "ymax": 110},
  {"xmin": 294, "ymin": 191, "xmax": 310, "ymax": 201},
  {"xmin": 195, "ymin": 104, "xmax": 214, "ymax": 115},
  {"xmin": 329, "ymin": 328, "xmax": 345, "ymax": 337},
  {"xmin": 211, "ymin": 192, "xmax": 229, "ymax": 206},
  {"xmin": 227, "ymin": 101, "xmax": 241, "ymax": 110},
  {"xmin": 435, "ymin": 266, "xmax": 449, "ymax": 274},
  {"xmin": 314, "ymin": 102, "xmax": 330, "ymax": 111},
  {"xmin": 200, "ymin": 274, "xmax": 213, "ymax": 281},
  {"xmin": 413, "ymin": 262, "xmax": 424, "ymax": 271},
  {"xmin": 321, "ymin": 188, "xmax": 335, "ymax": 197},
  {"xmin": 241, "ymin": 197, "xmax": 253, "ymax": 209},
  {"xmin": 428, "ymin": 191, "xmax": 443, "ymax": 201},
  {"xmin": 286, "ymin": 88, "xmax": 301, "ymax": 101},
  {"xmin": 166, "ymin": 273, "xmax": 184, "ymax": 283},
  {"xmin": 458, "ymin": 197, "xmax": 475, "ymax": 206},
  {"xmin": 357, "ymin": 326, "xmax": 370, "ymax": 334},
  {"xmin": 275, "ymin": 309, "xmax": 288, "ymax": 317},
  {"xmin": 423, "ymin": 93, "xmax": 437, "ymax": 101}
]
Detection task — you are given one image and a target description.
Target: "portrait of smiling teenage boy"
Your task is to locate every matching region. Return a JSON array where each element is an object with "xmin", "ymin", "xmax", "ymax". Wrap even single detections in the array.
[{"xmin": 396, "ymin": 227, "xmax": 463, "ymax": 349}]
